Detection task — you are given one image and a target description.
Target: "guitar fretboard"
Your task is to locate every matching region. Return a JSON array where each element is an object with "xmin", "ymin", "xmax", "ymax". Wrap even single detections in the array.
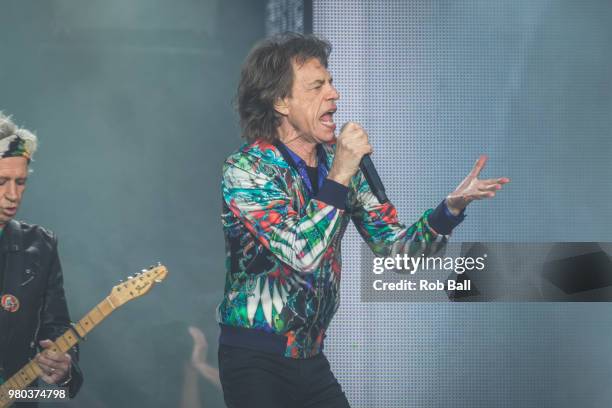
[{"xmin": 0, "ymin": 296, "xmax": 117, "ymax": 408}]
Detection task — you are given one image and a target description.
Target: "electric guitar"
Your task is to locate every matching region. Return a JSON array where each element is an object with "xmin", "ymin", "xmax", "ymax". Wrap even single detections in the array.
[{"xmin": 0, "ymin": 263, "xmax": 169, "ymax": 408}]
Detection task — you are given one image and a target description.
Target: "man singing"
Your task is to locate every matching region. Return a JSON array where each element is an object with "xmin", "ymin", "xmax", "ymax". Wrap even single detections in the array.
[
  {"xmin": 0, "ymin": 113, "xmax": 83, "ymax": 406},
  {"xmin": 217, "ymin": 33, "xmax": 508, "ymax": 407}
]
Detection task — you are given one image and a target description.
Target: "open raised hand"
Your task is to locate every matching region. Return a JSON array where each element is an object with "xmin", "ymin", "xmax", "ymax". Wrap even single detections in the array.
[{"xmin": 445, "ymin": 155, "xmax": 510, "ymax": 215}]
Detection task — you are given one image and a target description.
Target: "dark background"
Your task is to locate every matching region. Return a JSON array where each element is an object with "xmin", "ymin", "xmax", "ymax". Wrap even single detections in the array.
[{"xmin": 0, "ymin": 1, "xmax": 267, "ymax": 406}]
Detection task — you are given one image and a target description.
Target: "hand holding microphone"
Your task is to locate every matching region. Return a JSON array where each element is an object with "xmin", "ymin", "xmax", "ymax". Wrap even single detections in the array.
[{"xmin": 328, "ymin": 122, "xmax": 388, "ymax": 203}]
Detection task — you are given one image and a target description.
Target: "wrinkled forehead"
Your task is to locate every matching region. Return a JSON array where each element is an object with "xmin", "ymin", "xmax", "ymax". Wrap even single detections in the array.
[{"xmin": 0, "ymin": 156, "xmax": 29, "ymax": 174}]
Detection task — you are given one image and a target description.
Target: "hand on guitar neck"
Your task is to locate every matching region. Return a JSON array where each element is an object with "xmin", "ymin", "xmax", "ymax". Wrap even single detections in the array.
[{"xmin": 35, "ymin": 340, "xmax": 72, "ymax": 386}]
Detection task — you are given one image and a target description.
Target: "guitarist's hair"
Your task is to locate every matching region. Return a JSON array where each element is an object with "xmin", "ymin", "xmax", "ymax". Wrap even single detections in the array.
[{"xmin": 0, "ymin": 111, "xmax": 38, "ymax": 161}]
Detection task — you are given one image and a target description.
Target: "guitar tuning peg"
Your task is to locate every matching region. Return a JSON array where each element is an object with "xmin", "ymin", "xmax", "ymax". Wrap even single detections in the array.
[
  {"xmin": 141, "ymin": 269, "xmax": 147, "ymax": 273},
  {"xmin": 154, "ymin": 278, "xmax": 162, "ymax": 283},
  {"xmin": 128, "ymin": 276, "xmax": 134, "ymax": 280},
  {"xmin": 157, "ymin": 261, "xmax": 162, "ymax": 266},
  {"xmin": 119, "ymin": 279, "xmax": 123, "ymax": 283}
]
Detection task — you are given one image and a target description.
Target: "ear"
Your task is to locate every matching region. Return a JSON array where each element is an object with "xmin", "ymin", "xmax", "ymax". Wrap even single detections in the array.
[{"xmin": 274, "ymin": 96, "xmax": 290, "ymax": 117}]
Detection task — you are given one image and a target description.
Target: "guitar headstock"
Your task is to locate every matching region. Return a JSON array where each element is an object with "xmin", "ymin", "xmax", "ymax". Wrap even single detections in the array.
[{"xmin": 110, "ymin": 263, "xmax": 168, "ymax": 306}]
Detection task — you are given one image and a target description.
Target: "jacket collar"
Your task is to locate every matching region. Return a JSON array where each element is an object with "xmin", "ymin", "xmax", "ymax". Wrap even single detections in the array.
[
  {"xmin": 237, "ymin": 139, "xmax": 335, "ymax": 168},
  {"xmin": 1, "ymin": 219, "xmax": 25, "ymax": 294},
  {"xmin": 275, "ymin": 142, "xmax": 327, "ymax": 170},
  {"xmin": 2, "ymin": 219, "xmax": 22, "ymax": 253}
]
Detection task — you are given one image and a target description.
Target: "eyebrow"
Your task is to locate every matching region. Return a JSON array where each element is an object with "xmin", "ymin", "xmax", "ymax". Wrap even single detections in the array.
[
  {"xmin": 308, "ymin": 77, "xmax": 333, "ymax": 87},
  {"xmin": 0, "ymin": 176, "xmax": 28, "ymax": 181}
]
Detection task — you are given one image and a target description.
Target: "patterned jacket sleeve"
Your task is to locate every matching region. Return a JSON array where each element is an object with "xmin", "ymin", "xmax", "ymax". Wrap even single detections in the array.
[
  {"xmin": 348, "ymin": 170, "xmax": 456, "ymax": 257},
  {"xmin": 222, "ymin": 160, "xmax": 345, "ymax": 273}
]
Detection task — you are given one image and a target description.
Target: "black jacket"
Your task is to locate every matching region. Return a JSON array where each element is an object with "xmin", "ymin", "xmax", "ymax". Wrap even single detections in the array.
[{"xmin": 0, "ymin": 219, "xmax": 83, "ymax": 399}]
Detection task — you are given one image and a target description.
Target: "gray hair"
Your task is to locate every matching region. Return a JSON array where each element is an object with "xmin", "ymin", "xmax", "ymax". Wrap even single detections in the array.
[{"xmin": 0, "ymin": 111, "xmax": 38, "ymax": 160}]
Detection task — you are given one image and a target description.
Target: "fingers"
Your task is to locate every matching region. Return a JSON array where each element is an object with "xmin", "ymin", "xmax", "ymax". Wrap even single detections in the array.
[
  {"xmin": 38, "ymin": 340, "xmax": 65, "ymax": 362},
  {"xmin": 478, "ymin": 181, "xmax": 503, "ymax": 192},
  {"xmin": 450, "ymin": 158, "xmax": 510, "ymax": 208},
  {"xmin": 37, "ymin": 353, "xmax": 70, "ymax": 384},
  {"xmin": 38, "ymin": 351, "xmax": 71, "ymax": 367},
  {"xmin": 473, "ymin": 182, "xmax": 503, "ymax": 198},
  {"xmin": 36, "ymin": 340, "xmax": 72, "ymax": 371},
  {"xmin": 478, "ymin": 185, "xmax": 499, "ymax": 194},
  {"xmin": 468, "ymin": 155, "xmax": 488, "ymax": 179},
  {"xmin": 38, "ymin": 341, "xmax": 64, "ymax": 365},
  {"xmin": 478, "ymin": 177, "xmax": 511, "ymax": 193},
  {"xmin": 39, "ymin": 339, "xmax": 55, "ymax": 350},
  {"xmin": 338, "ymin": 122, "xmax": 372, "ymax": 155},
  {"xmin": 466, "ymin": 191, "xmax": 496, "ymax": 201},
  {"xmin": 481, "ymin": 177, "xmax": 510, "ymax": 186},
  {"xmin": 37, "ymin": 358, "xmax": 61, "ymax": 377},
  {"xmin": 37, "ymin": 353, "xmax": 57, "ymax": 368},
  {"xmin": 37, "ymin": 353, "xmax": 70, "ymax": 376},
  {"xmin": 339, "ymin": 121, "xmax": 362, "ymax": 134}
]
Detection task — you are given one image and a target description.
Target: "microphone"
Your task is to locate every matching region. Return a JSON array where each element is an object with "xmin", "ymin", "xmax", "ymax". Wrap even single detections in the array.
[{"xmin": 360, "ymin": 155, "xmax": 388, "ymax": 204}]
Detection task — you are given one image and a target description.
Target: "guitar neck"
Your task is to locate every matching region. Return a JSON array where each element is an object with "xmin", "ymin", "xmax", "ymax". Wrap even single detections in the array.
[{"xmin": 0, "ymin": 296, "xmax": 118, "ymax": 408}]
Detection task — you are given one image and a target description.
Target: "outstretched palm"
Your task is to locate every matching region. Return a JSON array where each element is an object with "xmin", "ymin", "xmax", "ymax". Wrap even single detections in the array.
[{"xmin": 445, "ymin": 155, "xmax": 510, "ymax": 215}]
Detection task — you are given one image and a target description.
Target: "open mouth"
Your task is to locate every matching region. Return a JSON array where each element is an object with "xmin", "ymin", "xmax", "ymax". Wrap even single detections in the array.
[{"xmin": 320, "ymin": 108, "xmax": 337, "ymax": 130}]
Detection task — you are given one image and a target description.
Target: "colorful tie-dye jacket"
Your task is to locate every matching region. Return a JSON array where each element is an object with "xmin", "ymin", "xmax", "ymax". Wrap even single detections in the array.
[{"xmin": 217, "ymin": 140, "xmax": 463, "ymax": 358}]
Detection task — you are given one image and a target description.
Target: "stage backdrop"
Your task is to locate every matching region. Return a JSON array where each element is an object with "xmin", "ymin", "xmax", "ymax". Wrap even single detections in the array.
[
  {"xmin": 313, "ymin": 1, "xmax": 612, "ymax": 407},
  {"xmin": 1, "ymin": 1, "xmax": 266, "ymax": 407}
]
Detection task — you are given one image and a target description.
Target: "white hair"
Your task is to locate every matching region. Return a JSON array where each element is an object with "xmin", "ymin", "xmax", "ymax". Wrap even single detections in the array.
[{"xmin": 0, "ymin": 111, "xmax": 38, "ymax": 159}]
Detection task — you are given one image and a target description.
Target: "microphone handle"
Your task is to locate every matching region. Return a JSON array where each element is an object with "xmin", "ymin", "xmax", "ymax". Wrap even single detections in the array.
[{"xmin": 359, "ymin": 154, "xmax": 388, "ymax": 204}]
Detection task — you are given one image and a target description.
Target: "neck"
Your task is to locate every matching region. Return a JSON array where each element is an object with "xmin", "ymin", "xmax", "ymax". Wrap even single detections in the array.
[{"xmin": 277, "ymin": 122, "xmax": 318, "ymax": 166}]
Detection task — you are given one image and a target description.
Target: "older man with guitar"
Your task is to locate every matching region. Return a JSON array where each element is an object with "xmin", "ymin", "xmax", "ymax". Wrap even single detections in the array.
[{"xmin": 0, "ymin": 112, "xmax": 83, "ymax": 407}]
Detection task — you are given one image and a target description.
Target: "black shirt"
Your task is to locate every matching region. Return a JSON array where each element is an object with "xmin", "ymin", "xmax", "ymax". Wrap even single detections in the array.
[{"xmin": 305, "ymin": 165, "xmax": 319, "ymax": 195}]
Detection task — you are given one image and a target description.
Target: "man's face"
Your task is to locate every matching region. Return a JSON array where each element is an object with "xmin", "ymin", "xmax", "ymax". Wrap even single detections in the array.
[
  {"xmin": 0, "ymin": 157, "xmax": 28, "ymax": 226},
  {"xmin": 280, "ymin": 58, "xmax": 340, "ymax": 143}
]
